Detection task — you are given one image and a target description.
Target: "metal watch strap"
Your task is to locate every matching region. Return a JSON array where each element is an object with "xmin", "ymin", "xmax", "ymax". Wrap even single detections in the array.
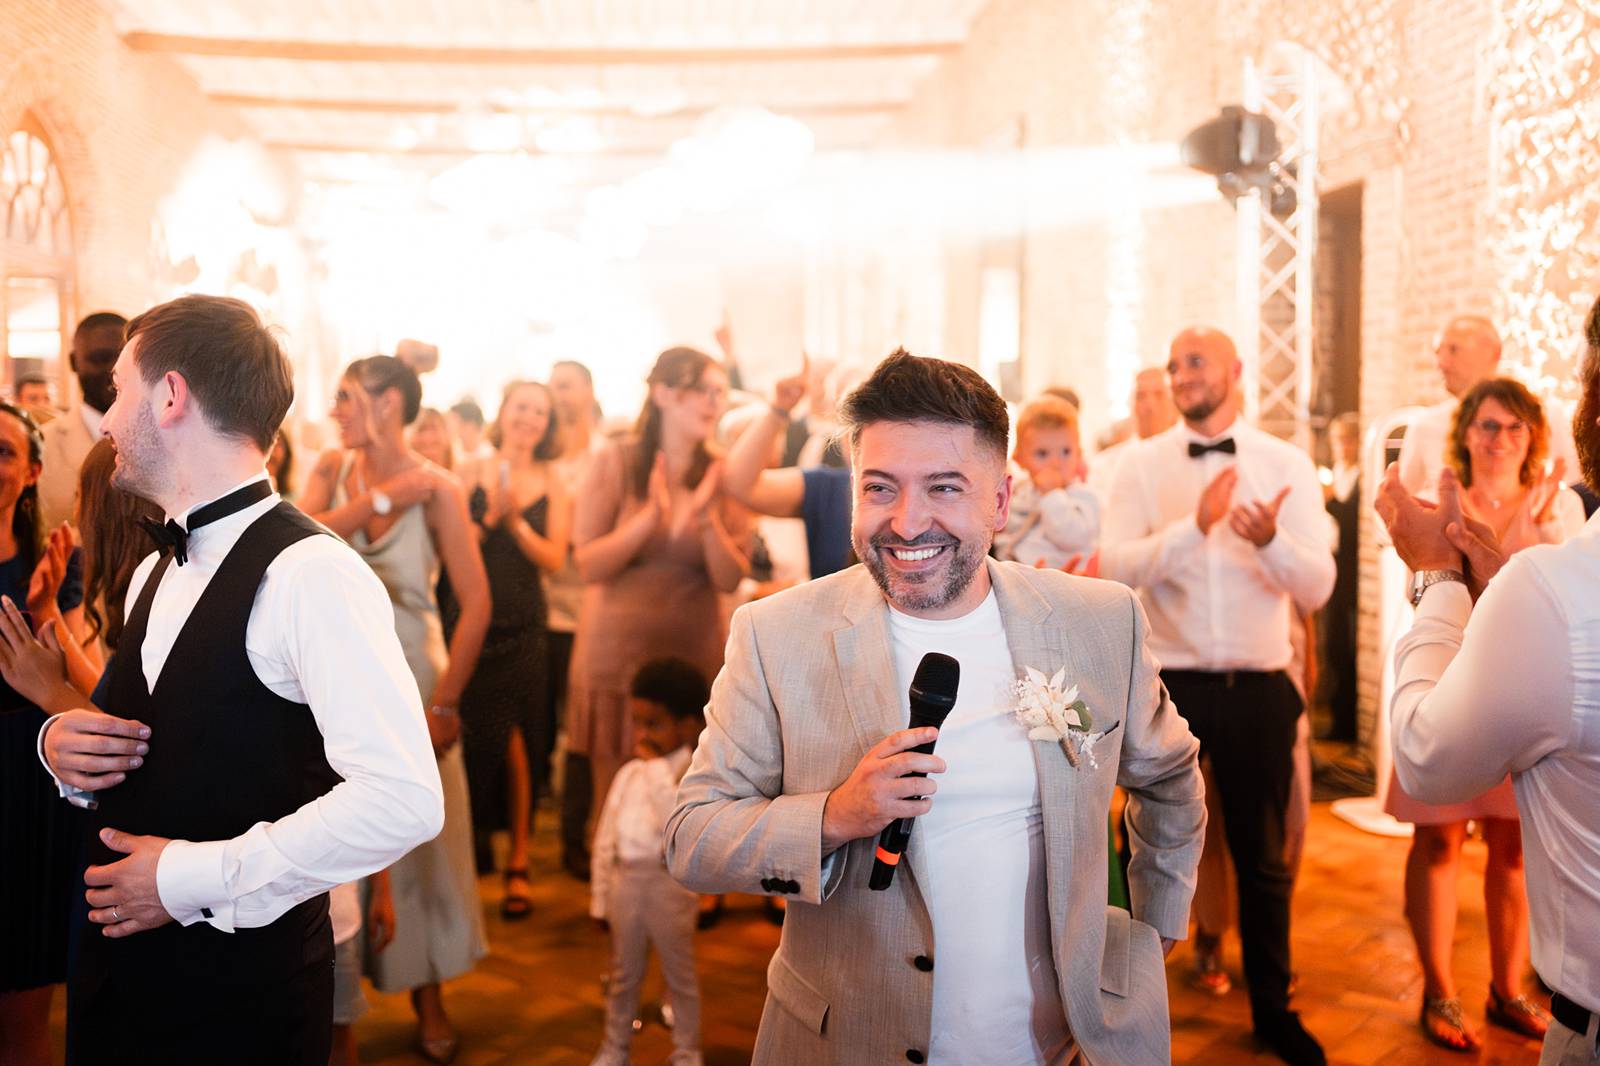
[{"xmin": 1410, "ymin": 568, "xmax": 1466, "ymax": 606}]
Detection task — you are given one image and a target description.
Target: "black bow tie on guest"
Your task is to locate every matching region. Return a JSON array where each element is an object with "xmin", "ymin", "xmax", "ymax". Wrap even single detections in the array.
[
  {"xmin": 137, "ymin": 479, "xmax": 275, "ymax": 567},
  {"xmin": 1188, "ymin": 438, "xmax": 1237, "ymax": 459}
]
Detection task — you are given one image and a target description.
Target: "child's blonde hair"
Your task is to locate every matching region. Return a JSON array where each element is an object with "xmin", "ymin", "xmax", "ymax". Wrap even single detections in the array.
[{"xmin": 1013, "ymin": 395, "xmax": 1081, "ymax": 458}]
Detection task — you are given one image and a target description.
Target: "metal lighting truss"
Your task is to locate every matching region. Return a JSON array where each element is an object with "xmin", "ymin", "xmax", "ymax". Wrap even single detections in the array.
[{"xmin": 1235, "ymin": 53, "xmax": 1318, "ymax": 447}]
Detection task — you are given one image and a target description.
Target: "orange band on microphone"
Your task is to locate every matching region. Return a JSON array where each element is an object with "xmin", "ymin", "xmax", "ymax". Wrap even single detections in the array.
[{"xmin": 874, "ymin": 846, "xmax": 901, "ymax": 866}]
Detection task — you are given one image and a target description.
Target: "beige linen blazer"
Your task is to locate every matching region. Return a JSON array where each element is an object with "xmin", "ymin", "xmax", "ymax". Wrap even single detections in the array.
[
  {"xmin": 666, "ymin": 559, "xmax": 1205, "ymax": 1065},
  {"xmin": 39, "ymin": 405, "xmax": 97, "ymax": 530}
]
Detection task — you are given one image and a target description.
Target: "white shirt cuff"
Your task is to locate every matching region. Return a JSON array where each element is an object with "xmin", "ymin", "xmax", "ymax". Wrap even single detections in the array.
[
  {"xmin": 156, "ymin": 839, "xmax": 236, "ymax": 932},
  {"xmin": 1415, "ymin": 578, "xmax": 1472, "ymax": 626},
  {"xmin": 35, "ymin": 715, "xmax": 97, "ymax": 809}
]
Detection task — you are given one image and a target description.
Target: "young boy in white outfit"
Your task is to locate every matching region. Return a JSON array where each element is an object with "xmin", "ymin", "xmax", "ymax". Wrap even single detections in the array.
[
  {"xmin": 590, "ymin": 658, "xmax": 708, "ymax": 1066},
  {"xmin": 995, "ymin": 395, "xmax": 1100, "ymax": 568}
]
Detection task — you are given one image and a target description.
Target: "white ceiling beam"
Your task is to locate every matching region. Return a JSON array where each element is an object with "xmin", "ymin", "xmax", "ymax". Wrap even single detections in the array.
[{"xmin": 123, "ymin": 32, "xmax": 962, "ymax": 65}]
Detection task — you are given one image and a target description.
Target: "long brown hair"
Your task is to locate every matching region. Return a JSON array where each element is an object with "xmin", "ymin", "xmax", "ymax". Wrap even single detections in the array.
[
  {"xmin": 78, "ymin": 439, "xmax": 162, "ymax": 649},
  {"xmin": 629, "ymin": 347, "xmax": 720, "ymax": 498},
  {"xmin": 1447, "ymin": 377, "xmax": 1549, "ymax": 488},
  {"xmin": 0, "ymin": 403, "xmax": 45, "ymax": 574}
]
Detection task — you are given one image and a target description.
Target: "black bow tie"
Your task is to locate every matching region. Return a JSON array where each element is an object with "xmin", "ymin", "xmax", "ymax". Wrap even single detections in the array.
[
  {"xmin": 1188, "ymin": 438, "xmax": 1237, "ymax": 459},
  {"xmin": 138, "ymin": 479, "xmax": 274, "ymax": 566}
]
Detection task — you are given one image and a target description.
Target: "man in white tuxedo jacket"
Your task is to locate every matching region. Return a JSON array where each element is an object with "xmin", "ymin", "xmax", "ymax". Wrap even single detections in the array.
[{"xmin": 667, "ymin": 351, "xmax": 1205, "ymax": 1065}]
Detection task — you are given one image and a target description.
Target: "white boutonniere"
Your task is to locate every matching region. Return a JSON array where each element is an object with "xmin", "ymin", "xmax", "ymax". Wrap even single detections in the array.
[{"xmin": 1012, "ymin": 666, "xmax": 1119, "ymax": 769}]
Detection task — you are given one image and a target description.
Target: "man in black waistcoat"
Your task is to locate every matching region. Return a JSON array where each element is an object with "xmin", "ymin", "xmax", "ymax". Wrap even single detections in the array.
[{"xmin": 38, "ymin": 295, "xmax": 445, "ymax": 1064}]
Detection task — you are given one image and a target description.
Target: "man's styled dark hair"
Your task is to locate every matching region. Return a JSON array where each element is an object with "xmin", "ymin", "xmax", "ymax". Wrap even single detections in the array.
[
  {"xmin": 74, "ymin": 311, "xmax": 127, "ymax": 339},
  {"xmin": 629, "ymin": 657, "xmax": 710, "ymax": 722},
  {"xmin": 1575, "ymin": 295, "xmax": 1600, "ymax": 495},
  {"xmin": 449, "ymin": 398, "xmax": 485, "ymax": 427},
  {"xmin": 15, "ymin": 373, "xmax": 48, "ymax": 390},
  {"xmin": 836, "ymin": 348, "xmax": 1009, "ymax": 459},
  {"xmin": 124, "ymin": 295, "xmax": 293, "ymax": 452}
]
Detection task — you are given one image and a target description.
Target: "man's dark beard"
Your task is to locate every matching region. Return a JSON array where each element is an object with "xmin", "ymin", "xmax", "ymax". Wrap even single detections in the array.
[
  {"xmin": 856, "ymin": 530, "xmax": 985, "ymax": 613},
  {"xmin": 1177, "ymin": 386, "xmax": 1226, "ymax": 425},
  {"xmin": 1575, "ymin": 371, "xmax": 1600, "ymax": 495}
]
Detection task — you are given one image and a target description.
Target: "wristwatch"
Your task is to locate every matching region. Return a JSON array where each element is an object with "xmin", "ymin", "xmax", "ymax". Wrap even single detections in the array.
[
  {"xmin": 1409, "ymin": 568, "xmax": 1465, "ymax": 607},
  {"xmin": 371, "ymin": 489, "xmax": 393, "ymax": 516}
]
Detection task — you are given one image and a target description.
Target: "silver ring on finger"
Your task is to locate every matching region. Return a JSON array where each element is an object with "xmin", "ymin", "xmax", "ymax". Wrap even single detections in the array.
[{"xmin": 112, "ymin": 906, "xmax": 121, "ymax": 922}]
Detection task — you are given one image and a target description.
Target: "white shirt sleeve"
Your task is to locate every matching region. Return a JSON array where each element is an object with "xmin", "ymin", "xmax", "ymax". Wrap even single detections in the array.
[
  {"xmin": 153, "ymin": 544, "xmax": 445, "ymax": 932},
  {"xmin": 1391, "ymin": 556, "xmax": 1576, "ymax": 804}
]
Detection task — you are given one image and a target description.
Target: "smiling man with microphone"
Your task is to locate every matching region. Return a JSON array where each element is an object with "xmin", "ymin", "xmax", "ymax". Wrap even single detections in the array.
[{"xmin": 667, "ymin": 351, "xmax": 1205, "ymax": 1065}]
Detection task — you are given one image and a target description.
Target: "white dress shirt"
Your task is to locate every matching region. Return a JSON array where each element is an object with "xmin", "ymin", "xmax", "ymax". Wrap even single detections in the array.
[
  {"xmin": 38, "ymin": 476, "xmax": 444, "ymax": 933},
  {"xmin": 1100, "ymin": 419, "xmax": 1335, "ymax": 671},
  {"xmin": 888, "ymin": 591, "xmax": 1072, "ymax": 1066},
  {"xmin": 589, "ymin": 744, "xmax": 694, "ymax": 919},
  {"xmin": 1393, "ymin": 513, "xmax": 1600, "ymax": 1012}
]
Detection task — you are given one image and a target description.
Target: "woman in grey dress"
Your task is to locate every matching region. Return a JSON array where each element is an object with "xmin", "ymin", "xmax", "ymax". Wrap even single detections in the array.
[{"xmin": 302, "ymin": 356, "xmax": 491, "ymax": 1063}]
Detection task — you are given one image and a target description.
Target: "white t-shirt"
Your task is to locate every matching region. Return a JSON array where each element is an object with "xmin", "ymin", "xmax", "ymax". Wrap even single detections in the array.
[{"xmin": 887, "ymin": 589, "xmax": 1072, "ymax": 1066}]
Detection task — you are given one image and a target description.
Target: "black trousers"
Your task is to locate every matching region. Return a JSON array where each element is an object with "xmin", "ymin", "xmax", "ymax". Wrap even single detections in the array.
[
  {"xmin": 548, "ymin": 630, "xmax": 591, "ymax": 863},
  {"xmin": 68, "ymin": 950, "xmax": 333, "ymax": 1065},
  {"xmin": 1164, "ymin": 668, "xmax": 1302, "ymax": 1022}
]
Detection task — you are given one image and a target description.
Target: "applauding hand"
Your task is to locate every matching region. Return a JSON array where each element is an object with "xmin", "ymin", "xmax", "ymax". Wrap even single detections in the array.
[
  {"xmin": 0, "ymin": 596, "xmax": 78, "ymax": 711},
  {"xmin": 1196, "ymin": 467, "xmax": 1237, "ymax": 534},
  {"xmin": 26, "ymin": 523, "xmax": 73, "ymax": 624},
  {"xmin": 1229, "ymin": 485, "xmax": 1292, "ymax": 548},
  {"xmin": 686, "ymin": 461, "xmax": 724, "ymax": 532},
  {"xmin": 1375, "ymin": 463, "xmax": 1464, "ymax": 574}
]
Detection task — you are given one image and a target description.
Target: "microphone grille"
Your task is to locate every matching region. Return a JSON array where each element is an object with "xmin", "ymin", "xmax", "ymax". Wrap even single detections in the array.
[{"xmin": 910, "ymin": 652, "xmax": 960, "ymax": 711}]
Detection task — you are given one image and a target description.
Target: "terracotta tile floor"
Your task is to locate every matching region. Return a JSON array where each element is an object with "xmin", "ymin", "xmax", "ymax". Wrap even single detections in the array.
[{"xmin": 48, "ymin": 802, "xmax": 1546, "ymax": 1065}]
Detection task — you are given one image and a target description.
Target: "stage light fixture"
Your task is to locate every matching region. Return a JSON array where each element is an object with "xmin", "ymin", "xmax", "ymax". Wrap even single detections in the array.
[{"xmin": 1180, "ymin": 106, "xmax": 1296, "ymax": 218}]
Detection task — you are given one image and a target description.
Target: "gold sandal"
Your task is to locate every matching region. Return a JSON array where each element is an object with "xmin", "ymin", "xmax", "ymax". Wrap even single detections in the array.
[
  {"xmin": 1421, "ymin": 996, "xmax": 1481, "ymax": 1052},
  {"xmin": 1486, "ymin": 985, "xmax": 1552, "ymax": 1039}
]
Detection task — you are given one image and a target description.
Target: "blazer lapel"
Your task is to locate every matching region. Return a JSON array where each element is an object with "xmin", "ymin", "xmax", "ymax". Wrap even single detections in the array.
[
  {"xmin": 987, "ymin": 560, "xmax": 1084, "ymax": 943},
  {"xmin": 831, "ymin": 569, "xmax": 905, "ymax": 760}
]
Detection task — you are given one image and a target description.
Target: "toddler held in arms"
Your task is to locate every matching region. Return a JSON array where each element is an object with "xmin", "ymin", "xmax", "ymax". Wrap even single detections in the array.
[
  {"xmin": 590, "ymin": 658, "xmax": 709, "ymax": 1066},
  {"xmin": 995, "ymin": 395, "xmax": 1100, "ymax": 569}
]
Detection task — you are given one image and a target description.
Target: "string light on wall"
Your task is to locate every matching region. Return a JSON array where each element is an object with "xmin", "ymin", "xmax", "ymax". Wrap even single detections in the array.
[{"xmin": 1488, "ymin": 1, "xmax": 1600, "ymax": 403}]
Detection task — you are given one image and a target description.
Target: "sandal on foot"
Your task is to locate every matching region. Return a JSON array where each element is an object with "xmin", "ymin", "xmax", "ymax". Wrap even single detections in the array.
[
  {"xmin": 500, "ymin": 866, "xmax": 533, "ymax": 921},
  {"xmin": 1486, "ymin": 985, "xmax": 1552, "ymax": 1040},
  {"xmin": 1420, "ymin": 996, "xmax": 1481, "ymax": 1052},
  {"xmin": 1191, "ymin": 951, "xmax": 1232, "ymax": 997}
]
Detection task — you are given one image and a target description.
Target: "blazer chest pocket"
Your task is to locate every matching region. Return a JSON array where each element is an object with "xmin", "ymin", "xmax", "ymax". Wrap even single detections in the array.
[{"xmin": 767, "ymin": 952, "xmax": 830, "ymax": 1034}]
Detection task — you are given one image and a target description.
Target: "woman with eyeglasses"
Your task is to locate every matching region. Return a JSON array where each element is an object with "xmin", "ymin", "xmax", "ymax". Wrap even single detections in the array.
[
  {"xmin": 1386, "ymin": 376, "xmax": 1583, "ymax": 1052},
  {"xmin": 569, "ymin": 348, "xmax": 750, "ymax": 847}
]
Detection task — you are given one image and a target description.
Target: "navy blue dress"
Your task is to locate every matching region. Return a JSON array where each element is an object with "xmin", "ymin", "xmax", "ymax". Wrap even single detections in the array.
[{"xmin": 0, "ymin": 548, "xmax": 85, "ymax": 991}]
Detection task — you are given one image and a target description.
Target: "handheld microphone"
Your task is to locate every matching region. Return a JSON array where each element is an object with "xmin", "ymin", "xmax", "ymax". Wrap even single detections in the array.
[{"xmin": 869, "ymin": 652, "xmax": 959, "ymax": 891}]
